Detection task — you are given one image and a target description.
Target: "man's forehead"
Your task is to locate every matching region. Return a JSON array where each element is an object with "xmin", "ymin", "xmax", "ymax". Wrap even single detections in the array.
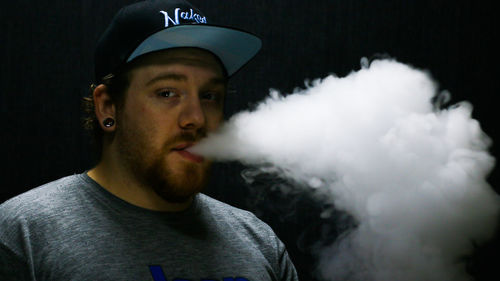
[{"xmin": 128, "ymin": 48, "xmax": 226, "ymax": 76}]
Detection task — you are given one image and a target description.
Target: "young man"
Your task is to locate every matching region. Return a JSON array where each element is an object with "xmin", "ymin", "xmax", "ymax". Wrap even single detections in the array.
[{"xmin": 0, "ymin": 0, "xmax": 299, "ymax": 280}]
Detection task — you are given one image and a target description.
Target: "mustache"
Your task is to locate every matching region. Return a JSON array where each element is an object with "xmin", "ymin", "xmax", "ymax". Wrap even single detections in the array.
[{"xmin": 167, "ymin": 130, "xmax": 208, "ymax": 148}]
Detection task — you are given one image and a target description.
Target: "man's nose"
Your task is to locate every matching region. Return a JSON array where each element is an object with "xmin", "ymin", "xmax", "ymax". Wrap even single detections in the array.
[{"xmin": 178, "ymin": 95, "xmax": 206, "ymax": 130}]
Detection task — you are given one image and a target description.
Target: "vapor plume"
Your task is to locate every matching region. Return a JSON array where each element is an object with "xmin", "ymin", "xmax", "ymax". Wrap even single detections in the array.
[{"xmin": 191, "ymin": 59, "xmax": 499, "ymax": 281}]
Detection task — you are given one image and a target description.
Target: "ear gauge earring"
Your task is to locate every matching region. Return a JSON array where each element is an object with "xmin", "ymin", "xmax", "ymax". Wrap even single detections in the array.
[{"xmin": 103, "ymin": 118, "xmax": 115, "ymax": 128}]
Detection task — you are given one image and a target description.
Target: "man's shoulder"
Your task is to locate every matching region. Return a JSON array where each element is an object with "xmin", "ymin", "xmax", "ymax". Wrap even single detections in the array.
[
  {"xmin": 198, "ymin": 193, "xmax": 259, "ymax": 221},
  {"xmin": 197, "ymin": 194, "xmax": 294, "ymax": 277},
  {"xmin": 197, "ymin": 193, "xmax": 278, "ymax": 239},
  {"xmin": 0, "ymin": 174, "xmax": 84, "ymax": 223},
  {"xmin": 0, "ymin": 174, "xmax": 87, "ymax": 255}
]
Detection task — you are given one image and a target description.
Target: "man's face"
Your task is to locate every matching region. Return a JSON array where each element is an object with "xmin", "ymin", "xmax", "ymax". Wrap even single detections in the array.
[{"xmin": 114, "ymin": 48, "xmax": 226, "ymax": 203}]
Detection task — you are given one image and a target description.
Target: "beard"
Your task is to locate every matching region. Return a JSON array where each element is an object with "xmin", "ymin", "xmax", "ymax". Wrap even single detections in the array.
[
  {"xmin": 115, "ymin": 125, "xmax": 211, "ymax": 204},
  {"xmin": 143, "ymin": 152, "xmax": 211, "ymax": 203}
]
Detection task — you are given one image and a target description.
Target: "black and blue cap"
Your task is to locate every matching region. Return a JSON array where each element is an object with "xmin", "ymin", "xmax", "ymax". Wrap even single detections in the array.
[{"xmin": 94, "ymin": 0, "xmax": 262, "ymax": 82}]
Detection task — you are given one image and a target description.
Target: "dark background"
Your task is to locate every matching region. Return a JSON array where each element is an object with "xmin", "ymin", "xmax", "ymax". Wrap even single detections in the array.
[{"xmin": 1, "ymin": 0, "xmax": 498, "ymax": 280}]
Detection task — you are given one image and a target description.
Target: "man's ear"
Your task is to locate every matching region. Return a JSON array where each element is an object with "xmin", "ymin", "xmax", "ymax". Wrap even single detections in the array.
[{"xmin": 93, "ymin": 84, "xmax": 117, "ymax": 132}]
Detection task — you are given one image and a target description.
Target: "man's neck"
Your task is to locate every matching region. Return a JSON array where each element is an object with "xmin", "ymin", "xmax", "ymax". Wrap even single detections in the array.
[{"xmin": 87, "ymin": 157, "xmax": 193, "ymax": 212}]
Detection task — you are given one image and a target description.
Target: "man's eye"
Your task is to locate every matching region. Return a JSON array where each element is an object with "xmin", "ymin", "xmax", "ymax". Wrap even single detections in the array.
[
  {"xmin": 158, "ymin": 90, "xmax": 176, "ymax": 98},
  {"xmin": 201, "ymin": 92, "xmax": 220, "ymax": 101}
]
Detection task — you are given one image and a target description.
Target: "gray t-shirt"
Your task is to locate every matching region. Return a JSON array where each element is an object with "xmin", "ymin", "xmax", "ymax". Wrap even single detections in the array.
[{"xmin": 0, "ymin": 173, "xmax": 298, "ymax": 281}]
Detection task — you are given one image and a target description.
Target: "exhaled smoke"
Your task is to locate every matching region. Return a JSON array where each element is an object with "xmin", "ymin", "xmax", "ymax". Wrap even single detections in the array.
[{"xmin": 190, "ymin": 59, "xmax": 500, "ymax": 281}]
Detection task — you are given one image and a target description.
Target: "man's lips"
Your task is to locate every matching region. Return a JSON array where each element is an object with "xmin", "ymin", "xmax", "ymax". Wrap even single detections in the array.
[
  {"xmin": 172, "ymin": 143, "xmax": 193, "ymax": 150},
  {"xmin": 171, "ymin": 143, "xmax": 204, "ymax": 163}
]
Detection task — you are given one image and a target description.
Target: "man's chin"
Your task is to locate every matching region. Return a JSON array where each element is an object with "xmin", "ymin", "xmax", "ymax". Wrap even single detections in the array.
[{"xmin": 148, "ymin": 162, "xmax": 210, "ymax": 204}]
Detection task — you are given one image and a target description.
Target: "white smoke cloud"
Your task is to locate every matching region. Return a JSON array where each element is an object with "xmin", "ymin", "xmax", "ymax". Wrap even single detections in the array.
[{"xmin": 191, "ymin": 59, "xmax": 499, "ymax": 281}]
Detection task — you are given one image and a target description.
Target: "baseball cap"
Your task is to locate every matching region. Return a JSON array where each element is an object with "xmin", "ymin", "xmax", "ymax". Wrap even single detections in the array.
[{"xmin": 94, "ymin": 0, "xmax": 262, "ymax": 82}]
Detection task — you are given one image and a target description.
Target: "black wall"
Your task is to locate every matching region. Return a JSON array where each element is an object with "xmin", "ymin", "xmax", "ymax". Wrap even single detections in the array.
[{"xmin": 1, "ymin": 1, "xmax": 498, "ymax": 280}]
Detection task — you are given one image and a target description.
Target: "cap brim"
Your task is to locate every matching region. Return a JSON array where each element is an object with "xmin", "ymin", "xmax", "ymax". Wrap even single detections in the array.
[{"xmin": 127, "ymin": 25, "xmax": 262, "ymax": 76}]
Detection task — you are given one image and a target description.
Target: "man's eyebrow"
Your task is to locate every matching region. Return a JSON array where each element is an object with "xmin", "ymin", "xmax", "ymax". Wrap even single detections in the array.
[
  {"xmin": 146, "ymin": 73, "xmax": 187, "ymax": 86},
  {"xmin": 206, "ymin": 77, "xmax": 227, "ymax": 86}
]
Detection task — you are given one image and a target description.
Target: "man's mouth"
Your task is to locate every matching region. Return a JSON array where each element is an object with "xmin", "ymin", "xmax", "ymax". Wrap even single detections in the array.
[{"xmin": 171, "ymin": 143, "xmax": 204, "ymax": 163}]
